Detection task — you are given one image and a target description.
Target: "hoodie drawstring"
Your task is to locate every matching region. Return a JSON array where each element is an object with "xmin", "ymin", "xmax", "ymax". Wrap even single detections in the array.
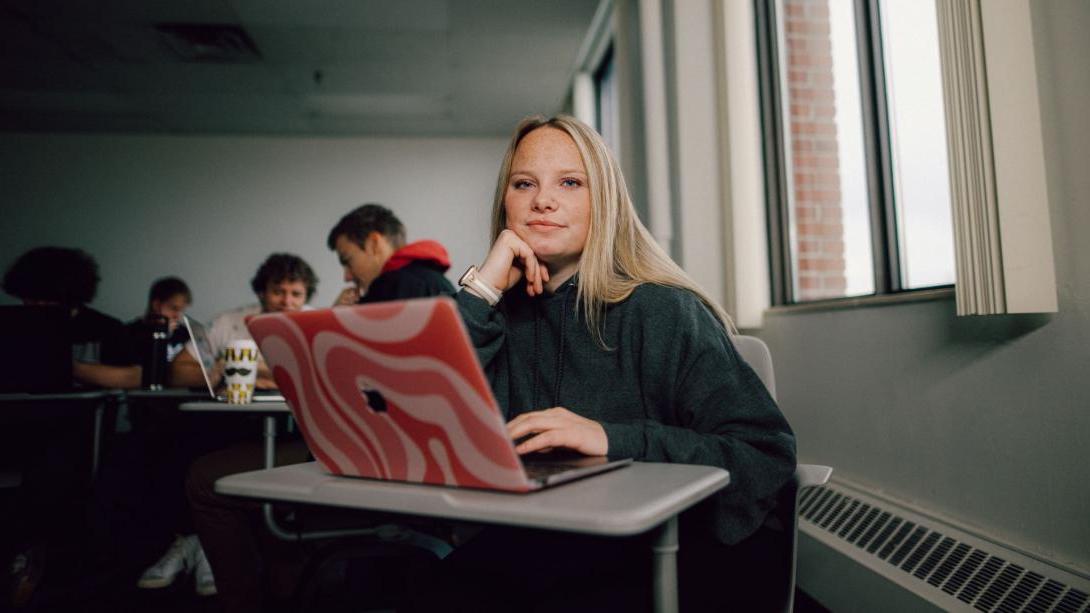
[{"xmin": 531, "ymin": 282, "xmax": 570, "ymax": 410}]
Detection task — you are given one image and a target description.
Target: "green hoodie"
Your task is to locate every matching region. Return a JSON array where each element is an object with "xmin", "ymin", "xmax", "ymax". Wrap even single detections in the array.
[{"xmin": 457, "ymin": 278, "xmax": 796, "ymax": 545}]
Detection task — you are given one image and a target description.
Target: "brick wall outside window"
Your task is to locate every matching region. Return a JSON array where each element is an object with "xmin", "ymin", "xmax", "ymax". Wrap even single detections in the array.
[{"xmin": 783, "ymin": 0, "xmax": 847, "ymax": 300}]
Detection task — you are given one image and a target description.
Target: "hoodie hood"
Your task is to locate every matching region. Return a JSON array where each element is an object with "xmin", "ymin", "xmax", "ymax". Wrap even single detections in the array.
[{"xmin": 381, "ymin": 240, "xmax": 451, "ymax": 274}]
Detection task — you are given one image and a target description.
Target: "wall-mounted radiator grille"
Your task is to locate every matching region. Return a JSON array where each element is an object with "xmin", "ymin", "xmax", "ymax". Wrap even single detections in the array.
[{"xmin": 799, "ymin": 483, "xmax": 1090, "ymax": 613}]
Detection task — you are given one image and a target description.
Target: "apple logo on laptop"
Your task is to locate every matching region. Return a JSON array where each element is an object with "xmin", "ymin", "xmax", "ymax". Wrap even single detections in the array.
[{"xmin": 361, "ymin": 388, "xmax": 388, "ymax": 413}]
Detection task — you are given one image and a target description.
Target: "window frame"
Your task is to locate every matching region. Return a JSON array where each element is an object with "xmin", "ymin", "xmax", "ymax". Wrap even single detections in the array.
[{"xmin": 754, "ymin": 0, "xmax": 953, "ymax": 307}]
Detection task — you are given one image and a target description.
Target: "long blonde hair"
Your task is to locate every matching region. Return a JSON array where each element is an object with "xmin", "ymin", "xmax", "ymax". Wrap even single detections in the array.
[{"xmin": 490, "ymin": 115, "xmax": 736, "ymax": 345}]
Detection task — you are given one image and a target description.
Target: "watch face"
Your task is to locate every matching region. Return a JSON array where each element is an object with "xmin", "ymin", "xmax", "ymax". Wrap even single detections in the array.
[{"xmin": 459, "ymin": 266, "xmax": 476, "ymax": 287}]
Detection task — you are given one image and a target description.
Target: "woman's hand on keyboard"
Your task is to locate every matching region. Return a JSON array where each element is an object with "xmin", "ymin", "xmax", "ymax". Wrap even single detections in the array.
[{"xmin": 507, "ymin": 407, "xmax": 607, "ymax": 457}]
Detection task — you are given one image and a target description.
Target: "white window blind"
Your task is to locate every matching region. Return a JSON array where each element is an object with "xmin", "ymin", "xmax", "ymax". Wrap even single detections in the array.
[{"xmin": 935, "ymin": 0, "xmax": 1057, "ymax": 315}]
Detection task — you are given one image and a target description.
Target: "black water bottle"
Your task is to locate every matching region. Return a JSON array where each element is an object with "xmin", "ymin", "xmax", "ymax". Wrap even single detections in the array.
[{"xmin": 141, "ymin": 316, "xmax": 169, "ymax": 390}]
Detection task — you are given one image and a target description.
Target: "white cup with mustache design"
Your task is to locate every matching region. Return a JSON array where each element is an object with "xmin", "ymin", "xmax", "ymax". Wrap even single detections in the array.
[{"xmin": 223, "ymin": 339, "xmax": 259, "ymax": 404}]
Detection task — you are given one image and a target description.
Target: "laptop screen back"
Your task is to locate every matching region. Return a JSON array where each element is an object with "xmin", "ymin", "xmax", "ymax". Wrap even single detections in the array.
[
  {"xmin": 181, "ymin": 314, "xmax": 217, "ymax": 397},
  {"xmin": 246, "ymin": 298, "xmax": 534, "ymax": 491}
]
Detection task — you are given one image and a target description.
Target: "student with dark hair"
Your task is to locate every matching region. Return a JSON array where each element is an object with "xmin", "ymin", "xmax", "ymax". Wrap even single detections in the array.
[
  {"xmin": 170, "ymin": 253, "xmax": 318, "ymax": 390},
  {"xmin": 2, "ymin": 246, "xmax": 139, "ymax": 388},
  {"xmin": 327, "ymin": 203, "xmax": 455, "ymax": 305},
  {"xmin": 2, "ymin": 247, "xmax": 140, "ymax": 607},
  {"xmin": 126, "ymin": 276, "xmax": 192, "ymax": 369}
]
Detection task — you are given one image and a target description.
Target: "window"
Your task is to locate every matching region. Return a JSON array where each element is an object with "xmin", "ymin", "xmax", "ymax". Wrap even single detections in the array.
[
  {"xmin": 594, "ymin": 45, "xmax": 619, "ymax": 155},
  {"xmin": 756, "ymin": 0, "xmax": 955, "ymax": 304}
]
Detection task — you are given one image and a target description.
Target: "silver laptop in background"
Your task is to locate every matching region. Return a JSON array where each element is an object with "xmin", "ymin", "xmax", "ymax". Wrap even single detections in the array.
[{"xmin": 181, "ymin": 314, "xmax": 285, "ymax": 403}]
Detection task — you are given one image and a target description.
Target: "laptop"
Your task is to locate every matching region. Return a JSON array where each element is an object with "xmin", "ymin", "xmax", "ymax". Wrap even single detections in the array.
[
  {"xmin": 245, "ymin": 297, "xmax": 632, "ymax": 492},
  {"xmin": 181, "ymin": 314, "xmax": 285, "ymax": 403},
  {"xmin": 0, "ymin": 305, "xmax": 72, "ymax": 393}
]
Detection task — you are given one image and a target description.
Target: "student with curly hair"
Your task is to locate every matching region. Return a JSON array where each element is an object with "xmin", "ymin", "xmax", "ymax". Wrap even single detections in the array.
[{"xmin": 169, "ymin": 253, "xmax": 318, "ymax": 390}]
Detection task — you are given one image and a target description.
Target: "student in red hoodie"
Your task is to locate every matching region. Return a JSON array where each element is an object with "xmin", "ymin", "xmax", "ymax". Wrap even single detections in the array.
[
  {"xmin": 185, "ymin": 204, "xmax": 455, "ymax": 612},
  {"xmin": 328, "ymin": 203, "xmax": 455, "ymax": 306}
]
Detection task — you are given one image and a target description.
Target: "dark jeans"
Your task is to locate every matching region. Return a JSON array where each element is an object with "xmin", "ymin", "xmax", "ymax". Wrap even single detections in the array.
[
  {"xmin": 1, "ymin": 417, "xmax": 91, "ymax": 555},
  {"xmin": 87, "ymin": 407, "xmax": 253, "ymax": 566},
  {"xmin": 186, "ymin": 439, "xmax": 311, "ymax": 613}
]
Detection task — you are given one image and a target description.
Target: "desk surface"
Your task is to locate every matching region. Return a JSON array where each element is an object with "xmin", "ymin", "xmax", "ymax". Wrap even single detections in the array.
[
  {"xmin": 216, "ymin": 461, "xmax": 729, "ymax": 536},
  {"xmin": 0, "ymin": 390, "xmax": 112, "ymax": 402},
  {"xmin": 124, "ymin": 388, "xmax": 210, "ymax": 400},
  {"xmin": 180, "ymin": 401, "xmax": 290, "ymax": 414}
]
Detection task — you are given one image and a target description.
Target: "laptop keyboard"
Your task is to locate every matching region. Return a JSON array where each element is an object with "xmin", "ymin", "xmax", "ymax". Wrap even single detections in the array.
[{"xmin": 523, "ymin": 462, "xmax": 584, "ymax": 481}]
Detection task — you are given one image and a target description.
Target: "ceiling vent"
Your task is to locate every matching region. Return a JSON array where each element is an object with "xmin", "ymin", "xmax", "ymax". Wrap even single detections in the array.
[{"xmin": 155, "ymin": 24, "xmax": 261, "ymax": 63}]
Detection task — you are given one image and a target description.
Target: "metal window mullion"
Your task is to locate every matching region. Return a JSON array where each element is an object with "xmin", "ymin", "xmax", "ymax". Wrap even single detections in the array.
[
  {"xmin": 753, "ymin": 0, "xmax": 791, "ymax": 305},
  {"xmin": 855, "ymin": 0, "xmax": 899, "ymax": 294}
]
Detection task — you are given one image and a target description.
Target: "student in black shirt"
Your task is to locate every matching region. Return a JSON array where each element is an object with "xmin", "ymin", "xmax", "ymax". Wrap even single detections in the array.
[
  {"xmin": 2, "ymin": 247, "xmax": 140, "ymax": 607},
  {"xmin": 125, "ymin": 276, "xmax": 192, "ymax": 369},
  {"xmin": 3, "ymin": 247, "xmax": 140, "ymax": 388},
  {"xmin": 328, "ymin": 203, "xmax": 455, "ymax": 306}
]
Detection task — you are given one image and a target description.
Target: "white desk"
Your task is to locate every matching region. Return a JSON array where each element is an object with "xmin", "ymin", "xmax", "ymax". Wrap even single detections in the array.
[
  {"xmin": 216, "ymin": 460, "xmax": 729, "ymax": 613},
  {"xmin": 0, "ymin": 390, "xmax": 116, "ymax": 479},
  {"xmin": 178, "ymin": 401, "xmax": 291, "ymax": 469}
]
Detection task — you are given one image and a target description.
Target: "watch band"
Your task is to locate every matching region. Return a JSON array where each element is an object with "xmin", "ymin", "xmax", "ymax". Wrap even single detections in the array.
[{"xmin": 459, "ymin": 265, "xmax": 502, "ymax": 306}]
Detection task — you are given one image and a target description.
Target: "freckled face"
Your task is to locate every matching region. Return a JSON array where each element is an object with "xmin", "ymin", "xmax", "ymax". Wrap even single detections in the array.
[{"xmin": 504, "ymin": 127, "xmax": 591, "ymax": 278}]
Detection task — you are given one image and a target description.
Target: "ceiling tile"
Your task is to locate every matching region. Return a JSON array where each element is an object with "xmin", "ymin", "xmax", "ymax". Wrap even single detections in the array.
[
  {"xmin": 0, "ymin": 60, "xmax": 115, "ymax": 91},
  {"xmin": 450, "ymin": 31, "xmax": 581, "ymax": 68},
  {"xmin": 279, "ymin": 62, "xmax": 453, "ymax": 95},
  {"xmin": 229, "ymin": 0, "xmax": 448, "ymax": 31},
  {"xmin": 0, "ymin": 0, "xmax": 602, "ymax": 136},
  {"xmin": 448, "ymin": 0, "xmax": 598, "ymax": 36},
  {"xmin": 248, "ymin": 26, "xmax": 449, "ymax": 64},
  {"xmin": 103, "ymin": 62, "xmax": 288, "ymax": 95},
  {"xmin": 0, "ymin": 110, "xmax": 167, "ymax": 132},
  {"xmin": 0, "ymin": 16, "xmax": 69, "ymax": 60},
  {"xmin": 3, "ymin": 0, "xmax": 238, "ymax": 24}
]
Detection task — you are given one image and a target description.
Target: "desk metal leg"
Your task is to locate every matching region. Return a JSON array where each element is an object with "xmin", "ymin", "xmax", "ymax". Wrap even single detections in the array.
[
  {"xmin": 652, "ymin": 516, "xmax": 679, "ymax": 613},
  {"xmin": 91, "ymin": 405, "xmax": 104, "ymax": 480},
  {"xmin": 263, "ymin": 415, "xmax": 276, "ymax": 469}
]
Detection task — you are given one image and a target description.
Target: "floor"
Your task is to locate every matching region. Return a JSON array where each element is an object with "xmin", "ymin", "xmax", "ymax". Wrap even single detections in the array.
[{"xmin": 20, "ymin": 556, "xmax": 832, "ymax": 613}]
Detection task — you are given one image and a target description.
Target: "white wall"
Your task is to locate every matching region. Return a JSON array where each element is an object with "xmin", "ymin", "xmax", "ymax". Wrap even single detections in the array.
[{"xmin": 0, "ymin": 133, "xmax": 505, "ymax": 322}]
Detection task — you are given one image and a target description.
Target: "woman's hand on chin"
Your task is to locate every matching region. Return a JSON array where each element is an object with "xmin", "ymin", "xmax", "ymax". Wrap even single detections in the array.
[
  {"xmin": 506, "ymin": 407, "xmax": 608, "ymax": 457},
  {"xmin": 479, "ymin": 229, "xmax": 550, "ymax": 297}
]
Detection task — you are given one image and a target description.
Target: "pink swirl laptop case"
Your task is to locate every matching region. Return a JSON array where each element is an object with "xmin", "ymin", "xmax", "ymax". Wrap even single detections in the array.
[{"xmin": 246, "ymin": 297, "xmax": 535, "ymax": 492}]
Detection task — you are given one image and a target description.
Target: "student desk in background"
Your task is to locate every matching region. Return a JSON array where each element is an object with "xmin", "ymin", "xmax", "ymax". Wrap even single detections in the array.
[
  {"xmin": 0, "ymin": 391, "xmax": 287, "ymax": 483},
  {"xmin": 178, "ymin": 400, "xmax": 292, "ymax": 469},
  {"xmin": 0, "ymin": 390, "xmax": 116, "ymax": 480},
  {"xmin": 216, "ymin": 460, "xmax": 730, "ymax": 613}
]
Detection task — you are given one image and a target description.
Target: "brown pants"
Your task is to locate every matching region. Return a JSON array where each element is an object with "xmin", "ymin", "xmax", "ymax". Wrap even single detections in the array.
[{"xmin": 185, "ymin": 439, "xmax": 310, "ymax": 613}]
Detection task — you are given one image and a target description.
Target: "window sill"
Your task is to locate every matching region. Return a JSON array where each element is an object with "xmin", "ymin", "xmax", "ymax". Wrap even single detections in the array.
[{"xmin": 765, "ymin": 286, "xmax": 954, "ymax": 316}]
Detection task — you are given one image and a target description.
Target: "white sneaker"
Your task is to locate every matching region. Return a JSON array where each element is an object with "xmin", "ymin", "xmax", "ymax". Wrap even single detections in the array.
[
  {"xmin": 192, "ymin": 541, "xmax": 217, "ymax": 597},
  {"xmin": 137, "ymin": 535, "xmax": 193, "ymax": 589}
]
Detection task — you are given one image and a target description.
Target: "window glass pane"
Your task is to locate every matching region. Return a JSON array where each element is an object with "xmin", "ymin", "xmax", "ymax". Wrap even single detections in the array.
[
  {"xmin": 879, "ymin": 0, "xmax": 955, "ymax": 289},
  {"xmin": 595, "ymin": 48, "xmax": 619, "ymax": 153},
  {"xmin": 777, "ymin": 0, "xmax": 874, "ymax": 301}
]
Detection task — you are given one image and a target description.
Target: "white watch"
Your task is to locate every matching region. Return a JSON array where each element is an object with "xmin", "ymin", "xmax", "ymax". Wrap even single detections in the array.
[{"xmin": 459, "ymin": 265, "xmax": 502, "ymax": 306}]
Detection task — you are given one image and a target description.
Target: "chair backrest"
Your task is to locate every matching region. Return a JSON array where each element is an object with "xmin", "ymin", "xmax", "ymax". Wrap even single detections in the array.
[
  {"xmin": 783, "ymin": 464, "xmax": 832, "ymax": 612},
  {"xmin": 732, "ymin": 334, "xmax": 832, "ymax": 612},
  {"xmin": 731, "ymin": 335, "xmax": 777, "ymax": 399}
]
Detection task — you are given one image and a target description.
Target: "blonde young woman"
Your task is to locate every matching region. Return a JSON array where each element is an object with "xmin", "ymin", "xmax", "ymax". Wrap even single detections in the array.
[{"xmin": 435, "ymin": 115, "xmax": 796, "ymax": 612}]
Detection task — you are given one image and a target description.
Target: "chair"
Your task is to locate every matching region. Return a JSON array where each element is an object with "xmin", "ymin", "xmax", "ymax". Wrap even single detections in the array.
[
  {"xmin": 731, "ymin": 334, "xmax": 777, "ymax": 398},
  {"xmin": 732, "ymin": 335, "xmax": 833, "ymax": 613}
]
